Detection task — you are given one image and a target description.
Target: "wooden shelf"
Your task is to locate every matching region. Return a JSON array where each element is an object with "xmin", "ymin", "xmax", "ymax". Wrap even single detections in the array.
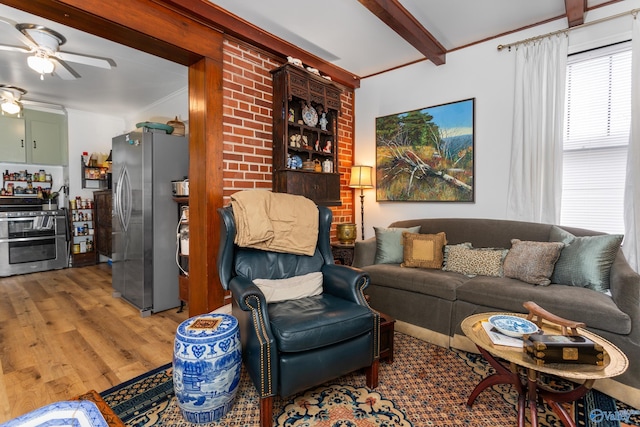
[{"xmin": 271, "ymin": 63, "xmax": 342, "ymax": 206}]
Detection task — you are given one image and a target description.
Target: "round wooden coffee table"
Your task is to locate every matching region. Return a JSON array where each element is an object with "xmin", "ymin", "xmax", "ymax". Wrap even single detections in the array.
[{"xmin": 461, "ymin": 312, "xmax": 628, "ymax": 427}]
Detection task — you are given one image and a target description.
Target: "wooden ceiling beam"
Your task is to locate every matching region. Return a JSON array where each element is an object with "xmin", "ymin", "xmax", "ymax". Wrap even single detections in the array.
[
  {"xmin": 357, "ymin": 0, "xmax": 446, "ymax": 65},
  {"xmin": 565, "ymin": 0, "xmax": 587, "ymax": 27}
]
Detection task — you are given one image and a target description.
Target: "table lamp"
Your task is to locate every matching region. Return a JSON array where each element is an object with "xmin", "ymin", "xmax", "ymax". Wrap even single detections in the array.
[{"xmin": 349, "ymin": 165, "xmax": 374, "ymax": 240}]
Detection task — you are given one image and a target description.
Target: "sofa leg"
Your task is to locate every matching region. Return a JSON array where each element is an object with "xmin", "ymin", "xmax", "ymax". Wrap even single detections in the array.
[
  {"xmin": 365, "ymin": 359, "xmax": 379, "ymax": 389},
  {"xmin": 260, "ymin": 396, "xmax": 273, "ymax": 427}
]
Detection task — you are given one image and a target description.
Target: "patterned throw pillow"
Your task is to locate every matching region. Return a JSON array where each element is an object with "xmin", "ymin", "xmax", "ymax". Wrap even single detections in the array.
[
  {"xmin": 502, "ymin": 239, "xmax": 564, "ymax": 286},
  {"xmin": 401, "ymin": 232, "xmax": 447, "ymax": 269},
  {"xmin": 442, "ymin": 244, "xmax": 509, "ymax": 277}
]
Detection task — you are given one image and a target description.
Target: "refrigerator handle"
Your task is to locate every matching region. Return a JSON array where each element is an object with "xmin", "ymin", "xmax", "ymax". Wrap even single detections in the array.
[
  {"xmin": 122, "ymin": 166, "xmax": 132, "ymax": 231},
  {"xmin": 115, "ymin": 166, "xmax": 126, "ymax": 231}
]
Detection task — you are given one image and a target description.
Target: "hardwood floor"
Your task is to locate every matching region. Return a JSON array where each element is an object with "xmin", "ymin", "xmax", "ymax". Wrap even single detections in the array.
[{"xmin": 0, "ymin": 264, "xmax": 189, "ymax": 423}]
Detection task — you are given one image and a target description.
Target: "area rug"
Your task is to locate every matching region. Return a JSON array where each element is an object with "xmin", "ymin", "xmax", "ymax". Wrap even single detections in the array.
[{"xmin": 100, "ymin": 332, "xmax": 640, "ymax": 427}]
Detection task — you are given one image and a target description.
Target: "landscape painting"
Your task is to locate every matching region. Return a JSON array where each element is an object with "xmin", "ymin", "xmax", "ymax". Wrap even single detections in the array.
[{"xmin": 375, "ymin": 98, "xmax": 475, "ymax": 202}]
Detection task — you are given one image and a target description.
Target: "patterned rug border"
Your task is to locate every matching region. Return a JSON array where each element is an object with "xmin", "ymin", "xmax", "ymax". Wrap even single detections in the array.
[{"xmin": 102, "ymin": 363, "xmax": 172, "ymax": 397}]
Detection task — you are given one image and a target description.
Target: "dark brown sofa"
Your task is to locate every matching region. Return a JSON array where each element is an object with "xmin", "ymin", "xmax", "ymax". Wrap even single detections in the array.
[{"xmin": 353, "ymin": 218, "xmax": 640, "ymax": 407}]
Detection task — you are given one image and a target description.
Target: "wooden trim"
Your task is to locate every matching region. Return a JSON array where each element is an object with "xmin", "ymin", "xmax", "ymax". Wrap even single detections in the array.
[
  {"xmin": 565, "ymin": 0, "xmax": 587, "ymax": 27},
  {"xmin": 357, "ymin": 0, "xmax": 446, "ymax": 66},
  {"xmin": 188, "ymin": 55, "xmax": 226, "ymax": 316},
  {"xmin": 0, "ymin": 0, "xmax": 207, "ymax": 64}
]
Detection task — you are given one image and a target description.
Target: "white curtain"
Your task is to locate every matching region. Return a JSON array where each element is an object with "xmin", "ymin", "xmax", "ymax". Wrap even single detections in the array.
[
  {"xmin": 623, "ymin": 16, "xmax": 640, "ymax": 272},
  {"xmin": 506, "ymin": 35, "xmax": 568, "ymax": 224}
]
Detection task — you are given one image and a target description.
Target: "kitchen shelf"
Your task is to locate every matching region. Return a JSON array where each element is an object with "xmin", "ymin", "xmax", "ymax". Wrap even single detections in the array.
[
  {"xmin": 68, "ymin": 199, "xmax": 97, "ymax": 267},
  {"xmin": 81, "ymin": 156, "xmax": 109, "ymax": 189}
]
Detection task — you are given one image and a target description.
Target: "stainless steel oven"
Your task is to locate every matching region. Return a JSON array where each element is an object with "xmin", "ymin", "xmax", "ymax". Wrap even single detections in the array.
[{"xmin": 0, "ymin": 209, "xmax": 69, "ymax": 277}]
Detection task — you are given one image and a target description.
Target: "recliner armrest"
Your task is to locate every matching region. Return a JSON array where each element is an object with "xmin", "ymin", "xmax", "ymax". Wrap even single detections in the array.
[
  {"xmin": 229, "ymin": 276, "xmax": 269, "ymax": 312},
  {"xmin": 321, "ymin": 264, "xmax": 370, "ymax": 305}
]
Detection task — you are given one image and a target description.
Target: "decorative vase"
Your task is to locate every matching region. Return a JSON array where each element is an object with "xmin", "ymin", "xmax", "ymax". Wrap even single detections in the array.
[
  {"xmin": 336, "ymin": 223, "xmax": 357, "ymax": 244},
  {"xmin": 173, "ymin": 313, "xmax": 242, "ymax": 423}
]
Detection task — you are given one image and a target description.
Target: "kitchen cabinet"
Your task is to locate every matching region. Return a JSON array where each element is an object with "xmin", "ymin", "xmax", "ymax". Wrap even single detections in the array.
[
  {"xmin": 0, "ymin": 109, "xmax": 67, "ymax": 166},
  {"xmin": 94, "ymin": 190, "xmax": 112, "ymax": 259},
  {"xmin": 0, "ymin": 116, "xmax": 26, "ymax": 163},
  {"xmin": 271, "ymin": 63, "xmax": 342, "ymax": 206},
  {"xmin": 26, "ymin": 110, "xmax": 67, "ymax": 165}
]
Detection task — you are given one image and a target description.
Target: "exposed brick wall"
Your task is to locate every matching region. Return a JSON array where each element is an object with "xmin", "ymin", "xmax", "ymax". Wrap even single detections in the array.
[{"xmin": 222, "ymin": 38, "xmax": 355, "ymax": 241}]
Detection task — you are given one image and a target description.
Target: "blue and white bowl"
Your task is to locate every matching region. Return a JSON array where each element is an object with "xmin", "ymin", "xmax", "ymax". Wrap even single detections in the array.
[{"xmin": 488, "ymin": 315, "xmax": 538, "ymax": 337}]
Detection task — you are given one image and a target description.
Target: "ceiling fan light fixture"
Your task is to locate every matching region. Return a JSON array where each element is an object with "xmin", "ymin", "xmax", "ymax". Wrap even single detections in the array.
[
  {"xmin": 1, "ymin": 99, "xmax": 21, "ymax": 115},
  {"xmin": 27, "ymin": 51, "xmax": 55, "ymax": 75}
]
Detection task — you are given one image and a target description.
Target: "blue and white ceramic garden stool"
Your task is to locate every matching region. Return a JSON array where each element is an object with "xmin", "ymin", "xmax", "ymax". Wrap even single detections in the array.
[{"xmin": 173, "ymin": 313, "xmax": 241, "ymax": 423}]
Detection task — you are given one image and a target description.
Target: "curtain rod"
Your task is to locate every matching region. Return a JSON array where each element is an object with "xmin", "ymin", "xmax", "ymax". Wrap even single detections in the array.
[{"xmin": 497, "ymin": 8, "xmax": 639, "ymax": 51}]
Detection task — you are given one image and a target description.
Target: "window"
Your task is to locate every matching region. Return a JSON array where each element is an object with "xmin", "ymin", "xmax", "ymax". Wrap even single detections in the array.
[{"xmin": 561, "ymin": 42, "xmax": 631, "ymax": 234}]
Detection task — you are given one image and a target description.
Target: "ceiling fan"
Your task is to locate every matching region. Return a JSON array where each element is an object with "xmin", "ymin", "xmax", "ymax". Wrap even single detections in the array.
[{"xmin": 0, "ymin": 16, "xmax": 116, "ymax": 80}]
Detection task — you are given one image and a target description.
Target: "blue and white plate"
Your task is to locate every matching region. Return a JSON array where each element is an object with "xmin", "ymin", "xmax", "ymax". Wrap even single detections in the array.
[
  {"xmin": 3, "ymin": 400, "xmax": 108, "ymax": 427},
  {"xmin": 488, "ymin": 315, "xmax": 538, "ymax": 337}
]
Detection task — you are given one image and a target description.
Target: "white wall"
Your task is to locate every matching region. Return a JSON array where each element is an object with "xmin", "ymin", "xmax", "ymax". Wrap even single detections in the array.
[
  {"xmin": 66, "ymin": 109, "xmax": 126, "ymax": 201},
  {"xmin": 354, "ymin": 1, "xmax": 640, "ymax": 239}
]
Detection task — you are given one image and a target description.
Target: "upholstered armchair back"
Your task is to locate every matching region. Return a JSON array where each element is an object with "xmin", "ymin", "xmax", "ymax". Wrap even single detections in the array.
[{"xmin": 217, "ymin": 204, "xmax": 335, "ymax": 289}]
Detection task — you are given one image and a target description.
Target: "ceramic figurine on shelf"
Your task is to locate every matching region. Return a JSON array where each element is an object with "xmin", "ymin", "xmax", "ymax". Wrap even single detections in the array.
[
  {"xmin": 319, "ymin": 112, "xmax": 328, "ymax": 131},
  {"xmin": 323, "ymin": 140, "xmax": 332, "ymax": 153}
]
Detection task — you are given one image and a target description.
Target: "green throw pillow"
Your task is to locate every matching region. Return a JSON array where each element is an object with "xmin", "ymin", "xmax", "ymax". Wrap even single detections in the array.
[
  {"xmin": 549, "ymin": 226, "xmax": 623, "ymax": 292},
  {"xmin": 374, "ymin": 226, "xmax": 421, "ymax": 264}
]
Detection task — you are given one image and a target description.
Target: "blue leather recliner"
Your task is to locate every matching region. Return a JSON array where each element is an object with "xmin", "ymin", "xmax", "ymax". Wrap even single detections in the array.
[{"xmin": 217, "ymin": 205, "xmax": 380, "ymax": 427}]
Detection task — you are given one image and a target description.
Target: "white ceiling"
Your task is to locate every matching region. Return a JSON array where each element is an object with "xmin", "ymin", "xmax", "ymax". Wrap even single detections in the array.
[{"xmin": 0, "ymin": 1, "xmax": 616, "ymax": 117}]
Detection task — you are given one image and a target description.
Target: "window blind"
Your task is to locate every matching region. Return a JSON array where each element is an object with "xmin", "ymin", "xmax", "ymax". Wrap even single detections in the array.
[{"xmin": 561, "ymin": 42, "xmax": 631, "ymax": 234}]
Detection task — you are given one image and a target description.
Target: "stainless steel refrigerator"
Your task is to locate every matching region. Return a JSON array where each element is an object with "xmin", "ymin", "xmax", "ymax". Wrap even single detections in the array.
[{"xmin": 111, "ymin": 130, "xmax": 188, "ymax": 316}]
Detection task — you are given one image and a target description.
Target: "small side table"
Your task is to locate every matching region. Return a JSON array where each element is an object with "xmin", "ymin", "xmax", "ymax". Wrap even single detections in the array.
[
  {"xmin": 461, "ymin": 312, "xmax": 628, "ymax": 427},
  {"xmin": 331, "ymin": 243, "xmax": 355, "ymax": 266},
  {"xmin": 378, "ymin": 311, "xmax": 396, "ymax": 363}
]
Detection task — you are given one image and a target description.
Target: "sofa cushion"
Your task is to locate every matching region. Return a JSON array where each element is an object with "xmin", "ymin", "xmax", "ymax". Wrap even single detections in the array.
[
  {"xmin": 401, "ymin": 232, "xmax": 447, "ymax": 269},
  {"xmin": 502, "ymin": 239, "xmax": 564, "ymax": 285},
  {"xmin": 268, "ymin": 294, "xmax": 374, "ymax": 352},
  {"xmin": 361, "ymin": 264, "xmax": 468, "ymax": 301},
  {"xmin": 374, "ymin": 226, "xmax": 421, "ymax": 264},
  {"xmin": 456, "ymin": 276, "xmax": 631, "ymax": 335},
  {"xmin": 253, "ymin": 272, "xmax": 323, "ymax": 303},
  {"xmin": 442, "ymin": 244, "xmax": 508, "ymax": 277},
  {"xmin": 549, "ymin": 226, "xmax": 624, "ymax": 292}
]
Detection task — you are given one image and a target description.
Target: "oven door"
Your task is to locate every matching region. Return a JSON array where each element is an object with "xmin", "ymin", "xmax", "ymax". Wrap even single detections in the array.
[{"xmin": 0, "ymin": 214, "xmax": 69, "ymax": 276}]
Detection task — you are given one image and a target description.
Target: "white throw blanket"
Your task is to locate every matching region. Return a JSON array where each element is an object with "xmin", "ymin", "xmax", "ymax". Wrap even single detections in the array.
[{"xmin": 230, "ymin": 190, "xmax": 319, "ymax": 256}]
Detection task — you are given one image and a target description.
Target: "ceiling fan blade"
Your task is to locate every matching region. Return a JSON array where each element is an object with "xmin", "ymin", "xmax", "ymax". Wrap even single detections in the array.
[
  {"xmin": 0, "ymin": 16, "xmax": 38, "ymax": 49},
  {"xmin": 51, "ymin": 57, "xmax": 80, "ymax": 80},
  {"xmin": 0, "ymin": 44, "xmax": 31, "ymax": 53},
  {"xmin": 56, "ymin": 51, "xmax": 116, "ymax": 69}
]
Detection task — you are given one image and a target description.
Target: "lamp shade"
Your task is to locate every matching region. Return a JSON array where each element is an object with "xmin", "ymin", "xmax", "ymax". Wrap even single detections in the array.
[{"xmin": 349, "ymin": 165, "xmax": 374, "ymax": 189}]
